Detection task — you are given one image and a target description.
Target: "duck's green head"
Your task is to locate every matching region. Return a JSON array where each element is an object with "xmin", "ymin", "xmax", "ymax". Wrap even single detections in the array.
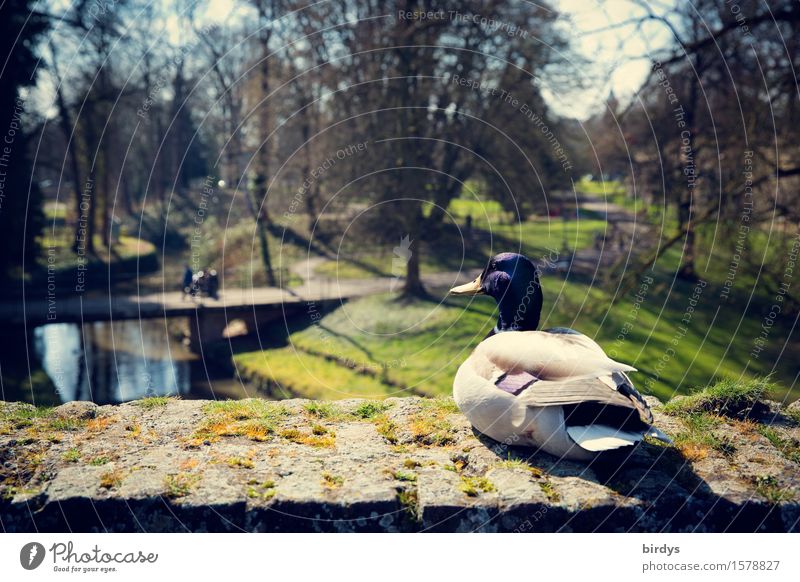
[{"xmin": 449, "ymin": 252, "xmax": 542, "ymax": 332}]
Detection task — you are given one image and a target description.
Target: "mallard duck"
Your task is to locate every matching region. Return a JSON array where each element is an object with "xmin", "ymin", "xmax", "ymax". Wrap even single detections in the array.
[{"xmin": 449, "ymin": 252, "xmax": 671, "ymax": 461}]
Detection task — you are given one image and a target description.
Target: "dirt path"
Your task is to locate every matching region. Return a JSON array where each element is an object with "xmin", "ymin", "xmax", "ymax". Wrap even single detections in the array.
[{"xmin": 568, "ymin": 193, "xmax": 650, "ymax": 275}]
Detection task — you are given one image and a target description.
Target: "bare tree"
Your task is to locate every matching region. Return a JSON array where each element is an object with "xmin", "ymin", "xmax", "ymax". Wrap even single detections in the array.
[
  {"xmin": 591, "ymin": 0, "xmax": 800, "ymax": 284},
  {"xmin": 295, "ymin": 0, "xmax": 569, "ymax": 296}
]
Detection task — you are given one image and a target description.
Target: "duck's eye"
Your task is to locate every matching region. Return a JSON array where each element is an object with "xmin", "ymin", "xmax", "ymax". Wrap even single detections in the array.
[{"xmin": 486, "ymin": 271, "xmax": 511, "ymax": 293}]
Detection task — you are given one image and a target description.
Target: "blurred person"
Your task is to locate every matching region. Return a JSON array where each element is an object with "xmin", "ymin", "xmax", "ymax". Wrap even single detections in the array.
[
  {"xmin": 182, "ymin": 265, "xmax": 193, "ymax": 300},
  {"xmin": 208, "ymin": 269, "xmax": 219, "ymax": 300}
]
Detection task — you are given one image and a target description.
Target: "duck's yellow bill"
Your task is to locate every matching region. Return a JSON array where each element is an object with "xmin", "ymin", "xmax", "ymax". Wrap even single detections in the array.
[{"xmin": 448, "ymin": 276, "xmax": 484, "ymax": 296}]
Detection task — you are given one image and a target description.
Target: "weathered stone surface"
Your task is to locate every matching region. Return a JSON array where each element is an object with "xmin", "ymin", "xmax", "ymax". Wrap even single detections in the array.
[
  {"xmin": 53, "ymin": 401, "xmax": 99, "ymax": 420},
  {"xmin": 0, "ymin": 396, "xmax": 797, "ymax": 532}
]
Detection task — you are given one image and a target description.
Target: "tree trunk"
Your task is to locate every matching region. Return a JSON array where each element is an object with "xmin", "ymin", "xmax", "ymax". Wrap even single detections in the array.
[
  {"xmin": 252, "ymin": 0, "xmax": 276, "ymax": 287},
  {"xmin": 49, "ymin": 42, "xmax": 85, "ymax": 253},
  {"xmin": 677, "ymin": 195, "xmax": 697, "ymax": 281},
  {"xmin": 81, "ymin": 103, "xmax": 98, "ymax": 257},
  {"xmin": 299, "ymin": 110, "xmax": 321, "ymax": 232},
  {"xmin": 252, "ymin": 189, "xmax": 276, "ymax": 287},
  {"xmin": 101, "ymin": 149, "xmax": 111, "ymax": 248},
  {"xmin": 677, "ymin": 50, "xmax": 701, "ymax": 282},
  {"xmin": 402, "ymin": 238, "xmax": 425, "ymax": 297}
]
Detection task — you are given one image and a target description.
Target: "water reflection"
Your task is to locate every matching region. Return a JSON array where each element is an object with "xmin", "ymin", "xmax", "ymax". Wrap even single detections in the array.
[{"xmin": 32, "ymin": 319, "xmax": 249, "ymax": 404}]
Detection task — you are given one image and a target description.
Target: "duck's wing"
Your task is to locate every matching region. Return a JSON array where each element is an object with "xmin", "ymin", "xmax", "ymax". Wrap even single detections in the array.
[
  {"xmin": 475, "ymin": 330, "xmax": 635, "ymax": 382},
  {"xmin": 473, "ymin": 330, "xmax": 657, "ymax": 434},
  {"xmin": 472, "ymin": 330, "xmax": 646, "ymax": 415},
  {"xmin": 518, "ymin": 372, "xmax": 670, "ymax": 451},
  {"xmin": 516, "ymin": 371, "xmax": 653, "ymax": 424}
]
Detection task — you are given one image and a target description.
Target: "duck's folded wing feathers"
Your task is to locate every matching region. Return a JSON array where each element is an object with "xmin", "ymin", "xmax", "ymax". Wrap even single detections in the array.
[{"xmin": 516, "ymin": 371, "xmax": 654, "ymax": 424}]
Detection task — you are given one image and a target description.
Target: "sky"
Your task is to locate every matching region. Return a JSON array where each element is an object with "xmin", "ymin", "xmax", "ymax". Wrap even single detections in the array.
[
  {"xmin": 37, "ymin": 0, "xmax": 676, "ymax": 122},
  {"xmin": 550, "ymin": 0, "xmax": 676, "ymax": 119},
  {"xmin": 190, "ymin": 0, "xmax": 676, "ymax": 120}
]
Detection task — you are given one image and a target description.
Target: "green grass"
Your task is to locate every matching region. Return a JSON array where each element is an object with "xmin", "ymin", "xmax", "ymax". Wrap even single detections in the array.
[
  {"xmin": 314, "ymin": 251, "xmax": 481, "ymax": 280},
  {"xmin": 235, "ymin": 293, "xmax": 495, "ymax": 399},
  {"xmin": 0, "ymin": 403, "xmax": 100, "ymax": 438},
  {"xmin": 491, "ymin": 218, "xmax": 608, "ymax": 258},
  {"xmin": 163, "ymin": 472, "xmax": 201, "ymax": 499},
  {"xmin": 575, "ymin": 177, "xmax": 668, "ymax": 222},
  {"xmin": 756, "ymin": 426, "xmax": 800, "ymax": 464},
  {"xmin": 279, "ymin": 427, "xmax": 336, "ymax": 448},
  {"xmin": 247, "ymin": 479, "xmax": 277, "ymax": 501},
  {"xmin": 576, "ymin": 177, "xmax": 636, "ymax": 209},
  {"xmin": 0, "ymin": 404, "xmax": 53, "ymax": 433},
  {"xmin": 408, "ymin": 398, "xmax": 459, "ymax": 446},
  {"xmin": 191, "ymin": 400, "xmax": 290, "ymax": 444},
  {"xmin": 670, "ymin": 412, "xmax": 736, "ymax": 460},
  {"xmin": 753, "ymin": 475, "xmax": 795, "ymax": 504},
  {"xmin": 234, "ymin": 186, "xmax": 799, "ymax": 404},
  {"xmin": 314, "ymin": 216, "xmax": 608, "ymax": 280},
  {"xmin": 539, "ymin": 480, "xmax": 561, "ymax": 502},
  {"xmin": 459, "ymin": 475, "xmax": 495, "ymax": 496},
  {"xmin": 574, "ymin": 177, "xmax": 800, "ymax": 287},
  {"xmin": 577, "ymin": 178, "xmax": 800, "ymax": 304},
  {"xmin": 662, "ymin": 378, "xmax": 772, "ymax": 417},
  {"xmin": 448, "ymin": 197, "xmax": 513, "ymax": 224},
  {"xmin": 303, "ymin": 401, "xmax": 343, "ymax": 419},
  {"xmin": 38, "ymin": 230, "xmax": 156, "ymax": 269},
  {"xmin": 62, "ymin": 448, "xmax": 81, "ymax": 463},
  {"xmin": 235, "ymin": 347, "xmax": 395, "ymax": 400},
  {"xmin": 390, "ymin": 469, "xmax": 418, "ymax": 482},
  {"xmin": 133, "ymin": 396, "xmax": 173, "ymax": 409},
  {"xmin": 374, "ymin": 414, "xmax": 400, "ymax": 444},
  {"xmin": 351, "ymin": 401, "xmax": 392, "ymax": 419}
]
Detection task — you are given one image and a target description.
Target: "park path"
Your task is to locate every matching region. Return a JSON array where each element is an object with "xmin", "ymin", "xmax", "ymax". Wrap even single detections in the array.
[{"xmin": 568, "ymin": 193, "xmax": 650, "ymax": 275}]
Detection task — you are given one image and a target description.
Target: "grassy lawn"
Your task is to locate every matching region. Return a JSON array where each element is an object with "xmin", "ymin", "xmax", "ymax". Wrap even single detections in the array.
[
  {"xmin": 575, "ymin": 177, "xmax": 626, "ymax": 197},
  {"xmin": 234, "ymin": 294, "xmax": 496, "ymax": 400},
  {"xmin": 314, "ymin": 217, "xmax": 608, "ymax": 280},
  {"xmin": 447, "ymin": 197, "xmax": 513, "ymax": 224},
  {"xmin": 491, "ymin": 218, "xmax": 607, "ymax": 258},
  {"xmin": 235, "ymin": 347, "xmax": 393, "ymax": 399}
]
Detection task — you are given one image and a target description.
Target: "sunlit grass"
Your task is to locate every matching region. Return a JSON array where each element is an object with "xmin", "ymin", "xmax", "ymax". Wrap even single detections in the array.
[
  {"xmin": 662, "ymin": 378, "xmax": 773, "ymax": 417},
  {"xmin": 314, "ymin": 216, "xmax": 608, "ymax": 280},
  {"xmin": 235, "ymin": 347, "xmax": 394, "ymax": 400}
]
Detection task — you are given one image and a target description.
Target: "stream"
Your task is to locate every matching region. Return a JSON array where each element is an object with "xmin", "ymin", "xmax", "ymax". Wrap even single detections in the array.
[{"xmin": 31, "ymin": 318, "xmax": 254, "ymax": 404}]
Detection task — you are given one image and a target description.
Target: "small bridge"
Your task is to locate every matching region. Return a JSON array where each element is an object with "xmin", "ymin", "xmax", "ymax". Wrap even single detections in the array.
[{"xmin": 0, "ymin": 272, "xmax": 475, "ymax": 353}]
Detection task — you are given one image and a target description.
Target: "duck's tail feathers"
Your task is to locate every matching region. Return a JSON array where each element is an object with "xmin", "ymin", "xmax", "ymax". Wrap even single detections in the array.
[
  {"xmin": 566, "ymin": 424, "xmax": 644, "ymax": 452},
  {"xmin": 609, "ymin": 360, "xmax": 637, "ymax": 373},
  {"xmin": 645, "ymin": 426, "xmax": 673, "ymax": 445}
]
